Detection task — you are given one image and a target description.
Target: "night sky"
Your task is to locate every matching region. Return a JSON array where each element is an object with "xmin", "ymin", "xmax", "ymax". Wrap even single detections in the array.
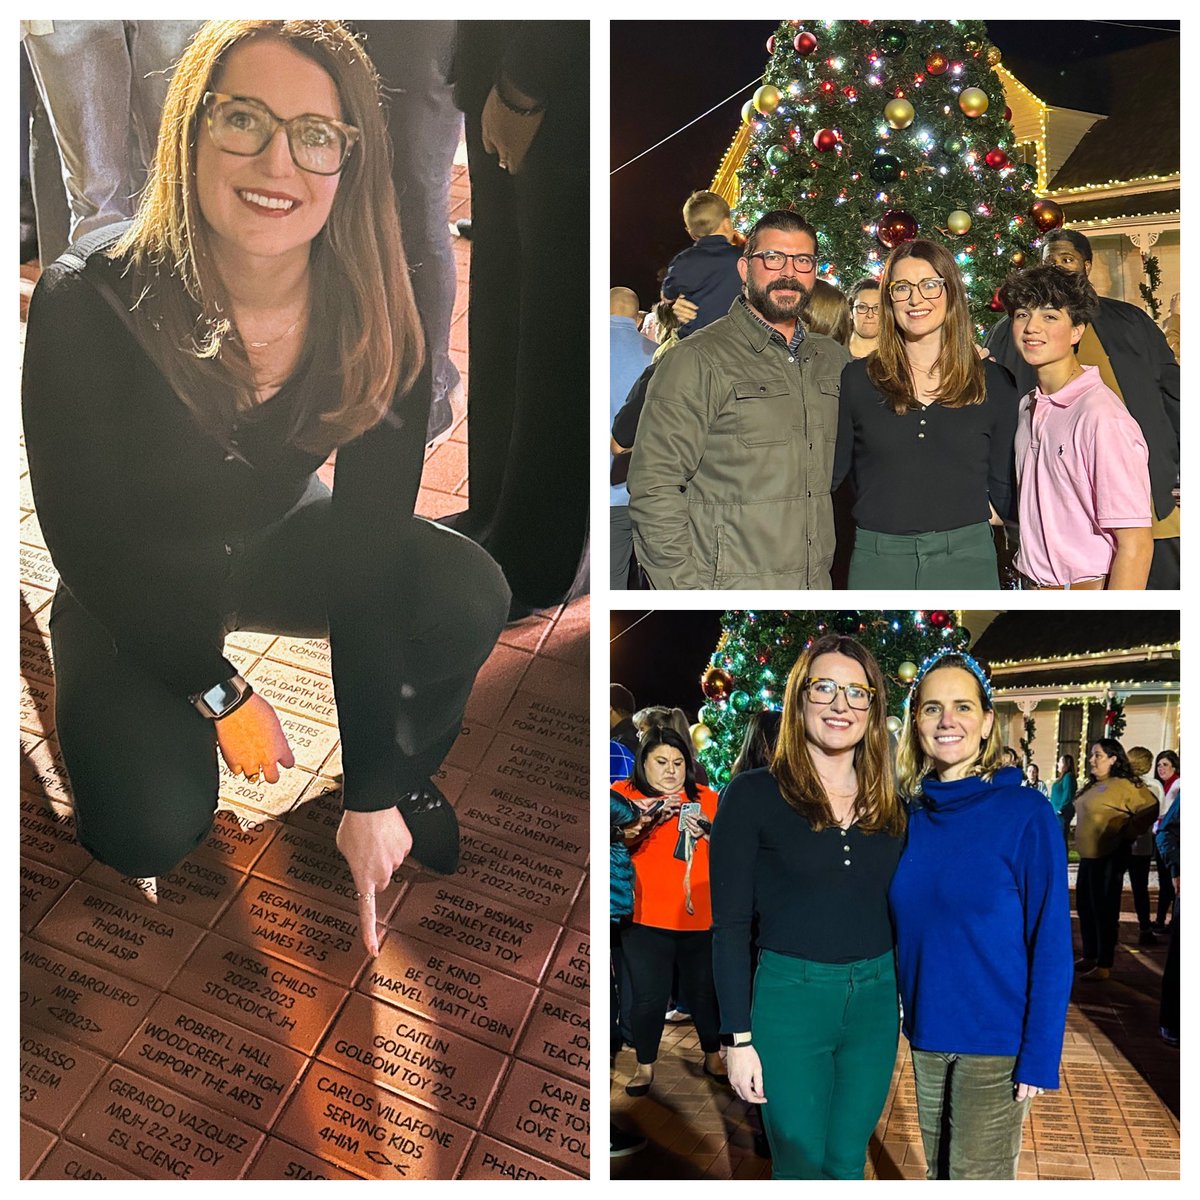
[{"xmin": 610, "ymin": 19, "xmax": 1180, "ymax": 302}]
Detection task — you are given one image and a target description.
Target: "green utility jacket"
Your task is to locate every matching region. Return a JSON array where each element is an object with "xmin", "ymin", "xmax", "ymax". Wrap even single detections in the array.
[{"xmin": 627, "ymin": 299, "xmax": 850, "ymax": 589}]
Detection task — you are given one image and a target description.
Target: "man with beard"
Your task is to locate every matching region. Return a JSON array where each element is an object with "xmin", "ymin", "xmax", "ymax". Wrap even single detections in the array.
[
  {"xmin": 985, "ymin": 230, "xmax": 1180, "ymax": 589},
  {"xmin": 627, "ymin": 210, "xmax": 849, "ymax": 589}
]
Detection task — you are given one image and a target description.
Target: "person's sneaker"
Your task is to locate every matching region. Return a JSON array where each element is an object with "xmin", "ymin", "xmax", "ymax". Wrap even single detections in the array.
[
  {"xmin": 451, "ymin": 218, "xmax": 472, "ymax": 240},
  {"xmin": 1078, "ymin": 965, "xmax": 1110, "ymax": 981},
  {"xmin": 1138, "ymin": 928, "xmax": 1159, "ymax": 946},
  {"xmin": 1160, "ymin": 1027, "xmax": 1179, "ymax": 1048},
  {"xmin": 610, "ymin": 1125, "xmax": 646, "ymax": 1158},
  {"xmin": 664, "ymin": 1008, "xmax": 691, "ymax": 1024},
  {"xmin": 1074, "ymin": 957, "xmax": 1097, "ymax": 973}
]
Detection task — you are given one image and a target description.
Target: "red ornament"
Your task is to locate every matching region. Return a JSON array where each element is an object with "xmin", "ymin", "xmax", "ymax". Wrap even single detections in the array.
[
  {"xmin": 877, "ymin": 209, "xmax": 918, "ymax": 249},
  {"xmin": 1004, "ymin": 105, "xmax": 1012, "ymax": 121},
  {"xmin": 926, "ymin": 51, "xmax": 949, "ymax": 75},
  {"xmin": 984, "ymin": 147, "xmax": 1010, "ymax": 170},
  {"xmin": 1031, "ymin": 198, "xmax": 1065, "ymax": 233},
  {"xmin": 701, "ymin": 665, "xmax": 734, "ymax": 701},
  {"xmin": 930, "ymin": 610, "xmax": 950, "ymax": 627},
  {"xmin": 794, "ymin": 30, "xmax": 818, "ymax": 55},
  {"xmin": 989, "ymin": 287, "xmax": 1005, "ymax": 312},
  {"xmin": 767, "ymin": 34, "xmax": 776, "ymax": 54},
  {"xmin": 813, "ymin": 128, "xmax": 839, "ymax": 152}
]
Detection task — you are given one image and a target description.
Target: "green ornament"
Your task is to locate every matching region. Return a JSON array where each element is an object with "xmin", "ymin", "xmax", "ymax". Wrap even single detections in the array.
[
  {"xmin": 869, "ymin": 153, "xmax": 902, "ymax": 183},
  {"xmin": 942, "ymin": 134, "xmax": 965, "ymax": 156},
  {"xmin": 730, "ymin": 690, "xmax": 752, "ymax": 713},
  {"xmin": 880, "ymin": 27, "xmax": 908, "ymax": 54},
  {"xmin": 766, "ymin": 144, "xmax": 791, "ymax": 169}
]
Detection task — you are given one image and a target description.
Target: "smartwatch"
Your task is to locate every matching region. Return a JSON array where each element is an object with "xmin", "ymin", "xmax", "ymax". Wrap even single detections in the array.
[
  {"xmin": 721, "ymin": 1031, "xmax": 753, "ymax": 1048},
  {"xmin": 190, "ymin": 673, "xmax": 253, "ymax": 720}
]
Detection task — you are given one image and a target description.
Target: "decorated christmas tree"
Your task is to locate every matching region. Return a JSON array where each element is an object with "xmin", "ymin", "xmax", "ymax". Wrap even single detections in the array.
[
  {"xmin": 694, "ymin": 610, "xmax": 972, "ymax": 785},
  {"xmin": 734, "ymin": 20, "xmax": 1064, "ymax": 333}
]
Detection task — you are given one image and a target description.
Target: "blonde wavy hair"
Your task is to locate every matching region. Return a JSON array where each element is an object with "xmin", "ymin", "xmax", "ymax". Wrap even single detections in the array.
[
  {"xmin": 895, "ymin": 655, "xmax": 1005, "ymax": 798},
  {"xmin": 112, "ymin": 19, "xmax": 423, "ymax": 455},
  {"xmin": 771, "ymin": 633, "xmax": 904, "ymax": 836}
]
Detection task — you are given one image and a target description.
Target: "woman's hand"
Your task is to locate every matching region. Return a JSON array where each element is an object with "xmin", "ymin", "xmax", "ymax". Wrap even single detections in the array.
[
  {"xmin": 1015, "ymin": 1082, "xmax": 1044, "ymax": 1101},
  {"xmin": 336, "ymin": 808, "xmax": 414, "ymax": 956},
  {"xmin": 481, "ymin": 78, "xmax": 544, "ymax": 175},
  {"xmin": 727, "ymin": 1044, "xmax": 767, "ymax": 1105},
  {"xmin": 215, "ymin": 693, "xmax": 294, "ymax": 782},
  {"xmin": 682, "ymin": 812, "xmax": 708, "ymax": 840}
]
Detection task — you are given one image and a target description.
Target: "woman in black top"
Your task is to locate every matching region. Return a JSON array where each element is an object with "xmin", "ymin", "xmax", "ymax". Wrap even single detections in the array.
[
  {"xmin": 833, "ymin": 239, "xmax": 1018, "ymax": 588},
  {"xmin": 710, "ymin": 634, "xmax": 905, "ymax": 1178},
  {"xmin": 22, "ymin": 21, "xmax": 509, "ymax": 953}
]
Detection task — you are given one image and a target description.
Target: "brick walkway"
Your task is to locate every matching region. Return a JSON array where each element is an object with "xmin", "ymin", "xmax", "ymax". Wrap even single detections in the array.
[
  {"xmin": 20, "ymin": 162, "xmax": 590, "ymax": 1180},
  {"xmin": 612, "ymin": 887, "xmax": 1178, "ymax": 1180}
]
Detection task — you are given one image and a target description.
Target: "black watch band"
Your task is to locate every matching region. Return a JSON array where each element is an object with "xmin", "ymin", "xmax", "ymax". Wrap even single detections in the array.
[{"xmin": 495, "ymin": 79, "xmax": 545, "ymax": 116}]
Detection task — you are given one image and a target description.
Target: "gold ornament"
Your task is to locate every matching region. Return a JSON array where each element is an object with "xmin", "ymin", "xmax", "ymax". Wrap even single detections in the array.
[
  {"xmin": 886, "ymin": 715, "xmax": 903, "ymax": 735},
  {"xmin": 958, "ymin": 87, "xmax": 989, "ymax": 118},
  {"xmin": 884, "ymin": 97, "xmax": 915, "ymax": 129},
  {"xmin": 986, "ymin": 44, "xmax": 1002, "ymax": 67},
  {"xmin": 897, "ymin": 661, "xmax": 918, "ymax": 683},
  {"xmin": 741, "ymin": 99, "xmax": 756, "ymax": 125},
  {"xmin": 754, "ymin": 83, "xmax": 782, "ymax": 115},
  {"xmin": 947, "ymin": 209, "xmax": 972, "ymax": 236},
  {"xmin": 1010, "ymin": 249, "xmax": 1026, "ymax": 268},
  {"xmin": 964, "ymin": 37, "xmax": 981, "ymax": 54},
  {"xmin": 690, "ymin": 723, "xmax": 712, "ymax": 751}
]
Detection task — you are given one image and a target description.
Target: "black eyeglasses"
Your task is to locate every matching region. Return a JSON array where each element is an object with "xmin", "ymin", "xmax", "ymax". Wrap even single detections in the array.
[
  {"xmin": 853, "ymin": 303, "xmax": 881, "ymax": 316},
  {"xmin": 747, "ymin": 250, "xmax": 818, "ymax": 273},
  {"xmin": 203, "ymin": 92, "xmax": 359, "ymax": 175},
  {"xmin": 887, "ymin": 277, "xmax": 946, "ymax": 303},
  {"xmin": 803, "ymin": 677, "xmax": 875, "ymax": 710}
]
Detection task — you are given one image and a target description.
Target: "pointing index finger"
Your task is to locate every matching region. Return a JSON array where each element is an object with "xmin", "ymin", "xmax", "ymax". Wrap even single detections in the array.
[{"xmin": 357, "ymin": 890, "xmax": 379, "ymax": 956}]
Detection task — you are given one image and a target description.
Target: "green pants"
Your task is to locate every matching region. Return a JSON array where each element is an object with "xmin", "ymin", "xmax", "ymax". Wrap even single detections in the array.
[
  {"xmin": 848, "ymin": 522, "xmax": 999, "ymax": 589},
  {"xmin": 911, "ymin": 1051, "xmax": 1031, "ymax": 1179},
  {"xmin": 753, "ymin": 949, "xmax": 899, "ymax": 1179}
]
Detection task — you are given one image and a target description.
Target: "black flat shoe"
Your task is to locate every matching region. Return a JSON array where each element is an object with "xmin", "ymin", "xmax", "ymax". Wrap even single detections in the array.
[
  {"xmin": 397, "ymin": 782, "xmax": 459, "ymax": 874},
  {"xmin": 702, "ymin": 1064, "xmax": 729, "ymax": 1085},
  {"xmin": 624, "ymin": 1080, "xmax": 651, "ymax": 1097}
]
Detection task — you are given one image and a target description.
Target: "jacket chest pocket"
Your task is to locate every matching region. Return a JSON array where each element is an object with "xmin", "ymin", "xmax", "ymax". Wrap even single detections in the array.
[{"xmin": 732, "ymin": 380, "xmax": 794, "ymax": 447}]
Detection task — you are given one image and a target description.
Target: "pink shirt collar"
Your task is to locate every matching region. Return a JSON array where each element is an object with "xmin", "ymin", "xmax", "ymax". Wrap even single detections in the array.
[{"xmin": 1031, "ymin": 363, "xmax": 1100, "ymax": 409}]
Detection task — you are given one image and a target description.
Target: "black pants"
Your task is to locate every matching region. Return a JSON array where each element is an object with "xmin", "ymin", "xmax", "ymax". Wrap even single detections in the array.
[
  {"xmin": 1155, "ymin": 846, "xmax": 1177, "ymax": 925},
  {"xmin": 455, "ymin": 106, "xmax": 589, "ymax": 607},
  {"xmin": 622, "ymin": 923, "xmax": 721, "ymax": 1064},
  {"xmin": 1159, "ymin": 905, "xmax": 1178, "ymax": 1037},
  {"xmin": 50, "ymin": 477, "xmax": 509, "ymax": 877},
  {"xmin": 1076, "ymin": 852, "xmax": 1123, "ymax": 968},
  {"xmin": 1122, "ymin": 851, "xmax": 1153, "ymax": 931}
]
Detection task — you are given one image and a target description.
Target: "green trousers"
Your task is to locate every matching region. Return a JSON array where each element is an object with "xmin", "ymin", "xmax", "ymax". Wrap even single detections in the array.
[
  {"xmin": 848, "ymin": 522, "xmax": 999, "ymax": 589},
  {"xmin": 911, "ymin": 1051, "xmax": 1031, "ymax": 1179},
  {"xmin": 753, "ymin": 949, "xmax": 899, "ymax": 1179}
]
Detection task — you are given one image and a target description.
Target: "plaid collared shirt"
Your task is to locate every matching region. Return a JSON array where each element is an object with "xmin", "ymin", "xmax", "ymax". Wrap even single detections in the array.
[{"xmin": 737, "ymin": 294, "xmax": 806, "ymax": 356}]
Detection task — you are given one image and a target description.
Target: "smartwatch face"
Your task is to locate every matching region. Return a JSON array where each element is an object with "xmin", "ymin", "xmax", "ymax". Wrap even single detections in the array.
[{"xmin": 201, "ymin": 679, "xmax": 242, "ymax": 715}]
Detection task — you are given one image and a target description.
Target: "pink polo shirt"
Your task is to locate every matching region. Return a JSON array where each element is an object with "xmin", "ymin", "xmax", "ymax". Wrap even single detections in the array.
[{"xmin": 1014, "ymin": 366, "xmax": 1151, "ymax": 587}]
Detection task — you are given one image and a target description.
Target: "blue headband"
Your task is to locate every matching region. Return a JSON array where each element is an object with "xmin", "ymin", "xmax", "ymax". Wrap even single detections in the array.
[{"xmin": 909, "ymin": 648, "xmax": 993, "ymax": 705}]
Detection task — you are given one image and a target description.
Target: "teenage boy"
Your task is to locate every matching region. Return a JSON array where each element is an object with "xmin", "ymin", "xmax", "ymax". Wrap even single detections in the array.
[{"xmin": 998, "ymin": 264, "xmax": 1153, "ymax": 590}]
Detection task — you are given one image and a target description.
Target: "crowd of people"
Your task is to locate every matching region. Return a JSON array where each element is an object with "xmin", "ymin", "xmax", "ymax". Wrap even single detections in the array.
[
  {"xmin": 610, "ymin": 191, "xmax": 1179, "ymax": 591},
  {"xmin": 609, "ymin": 657, "xmax": 1180, "ymax": 1179}
]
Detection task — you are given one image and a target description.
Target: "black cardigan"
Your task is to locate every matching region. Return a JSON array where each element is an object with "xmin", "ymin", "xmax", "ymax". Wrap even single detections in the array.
[{"xmin": 22, "ymin": 241, "xmax": 430, "ymax": 707}]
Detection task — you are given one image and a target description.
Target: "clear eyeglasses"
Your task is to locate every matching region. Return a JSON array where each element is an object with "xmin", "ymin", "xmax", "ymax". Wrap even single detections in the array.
[
  {"xmin": 804, "ymin": 678, "xmax": 876, "ymax": 710},
  {"xmin": 887, "ymin": 277, "xmax": 946, "ymax": 303},
  {"xmin": 748, "ymin": 250, "xmax": 818, "ymax": 273},
  {"xmin": 203, "ymin": 92, "xmax": 360, "ymax": 175}
]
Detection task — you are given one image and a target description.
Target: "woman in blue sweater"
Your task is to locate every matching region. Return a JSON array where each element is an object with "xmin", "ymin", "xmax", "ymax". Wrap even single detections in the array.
[{"xmin": 889, "ymin": 650, "xmax": 1072, "ymax": 1179}]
